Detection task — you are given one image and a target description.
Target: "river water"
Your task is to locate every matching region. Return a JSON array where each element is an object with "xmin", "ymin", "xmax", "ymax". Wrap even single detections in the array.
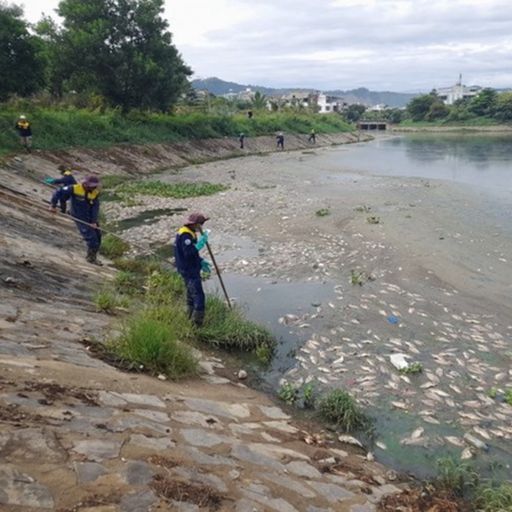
[{"xmin": 205, "ymin": 133, "xmax": 512, "ymax": 480}]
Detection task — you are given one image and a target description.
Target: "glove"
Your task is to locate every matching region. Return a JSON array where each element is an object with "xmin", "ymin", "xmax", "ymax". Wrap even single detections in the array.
[
  {"xmin": 44, "ymin": 178, "xmax": 55, "ymax": 185},
  {"xmin": 195, "ymin": 230, "xmax": 209, "ymax": 251},
  {"xmin": 200, "ymin": 260, "xmax": 212, "ymax": 273}
]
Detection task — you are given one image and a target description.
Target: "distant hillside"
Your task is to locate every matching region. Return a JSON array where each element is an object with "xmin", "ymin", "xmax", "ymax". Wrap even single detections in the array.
[{"xmin": 191, "ymin": 77, "xmax": 419, "ymax": 108}]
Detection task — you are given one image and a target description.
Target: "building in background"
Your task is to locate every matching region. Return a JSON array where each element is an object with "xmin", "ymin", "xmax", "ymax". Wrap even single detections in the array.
[{"xmin": 437, "ymin": 75, "xmax": 483, "ymax": 105}]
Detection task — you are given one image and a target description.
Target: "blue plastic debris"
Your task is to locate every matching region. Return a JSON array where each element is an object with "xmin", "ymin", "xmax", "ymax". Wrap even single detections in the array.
[{"xmin": 387, "ymin": 315, "xmax": 399, "ymax": 325}]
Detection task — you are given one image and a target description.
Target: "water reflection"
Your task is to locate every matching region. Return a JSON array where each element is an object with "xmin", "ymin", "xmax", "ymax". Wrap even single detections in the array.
[{"xmin": 331, "ymin": 133, "xmax": 512, "ymax": 190}]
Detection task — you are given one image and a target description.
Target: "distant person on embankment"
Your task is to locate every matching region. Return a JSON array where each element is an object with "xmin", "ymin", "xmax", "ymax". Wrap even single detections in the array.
[
  {"xmin": 276, "ymin": 132, "xmax": 284, "ymax": 150},
  {"xmin": 49, "ymin": 175, "xmax": 103, "ymax": 266},
  {"xmin": 14, "ymin": 115, "xmax": 32, "ymax": 152},
  {"xmin": 239, "ymin": 132, "xmax": 245, "ymax": 149},
  {"xmin": 174, "ymin": 213, "xmax": 212, "ymax": 327},
  {"xmin": 308, "ymin": 128, "xmax": 316, "ymax": 144},
  {"xmin": 44, "ymin": 165, "xmax": 77, "ymax": 213}
]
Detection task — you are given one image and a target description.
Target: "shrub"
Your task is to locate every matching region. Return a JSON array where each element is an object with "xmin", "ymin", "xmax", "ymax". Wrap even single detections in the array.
[
  {"xmin": 198, "ymin": 296, "xmax": 275, "ymax": 352},
  {"xmin": 108, "ymin": 309, "xmax": 197, "ymax": 378},
  {"xmin": 505, "ymin": 389, "xmax": 512, "ymax": 406},
  {"xmin": 100, "ymin": 234, "xmax": 130, "ymax": 259},
  {"xmin": 318, "ymin": 389, "xmax": 369, "ymax": 432},
  {"xmin": 315, "ymin": 208, "xmax": 330, "ymax": 217}
]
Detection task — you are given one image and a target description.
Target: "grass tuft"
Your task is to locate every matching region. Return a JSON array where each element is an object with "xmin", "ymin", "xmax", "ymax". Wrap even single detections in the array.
[
  {"xmin": 100, "ymin": 234, "xmax": 130, "ymax": 259},
  {"xmin": 433, "ymin": 457, "xmax": 479, "ymax": 498},
  {"xmin": 476, "ymin": 483, "xmax": 512, "ymax": 511},
  {"xmin": 108, "ymin": 309, "xmax": 197, "ymax": 379},
  {"xmin": 198, "ymin": 296, "xmax": 275, "ymax": 353},
  {"xmin": 318, "ymin": 389, "xmax": 370, "ymax": 432},
  {"xmin": 93, "ymin": 289, "xmax": 130, "ymax": 313}
]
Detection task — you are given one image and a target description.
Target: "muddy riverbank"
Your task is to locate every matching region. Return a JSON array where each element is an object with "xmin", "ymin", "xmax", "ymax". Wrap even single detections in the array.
[{"xmin": 109, "ymin": 138, "xmax": 512, "ymax": 479}]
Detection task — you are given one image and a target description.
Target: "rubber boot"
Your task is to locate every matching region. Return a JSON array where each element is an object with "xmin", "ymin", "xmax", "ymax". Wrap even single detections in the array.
[
  {"xmin": 86, "ymin": 248, "xmax": 103, "ymax": 266},
  {"xmin": 191, "ymin": 310, "xmax": 205, "ymax": 327}
]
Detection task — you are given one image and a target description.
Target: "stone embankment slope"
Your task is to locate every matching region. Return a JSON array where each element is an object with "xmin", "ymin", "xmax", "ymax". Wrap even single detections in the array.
[{"xmin": 0, "ymin": 136, "xmax": 404, "ymax": 512}]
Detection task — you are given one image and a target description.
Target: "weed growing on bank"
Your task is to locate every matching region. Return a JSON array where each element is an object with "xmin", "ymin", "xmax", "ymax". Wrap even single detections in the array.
[
  {"xmin": 317, "ymin": 389, "xmax": 370, "ymax": 432},
  {"xmin": 92, "ymin": 254, "xmax": 276, "ymax": 378},
  {"xmin": 198, "ymin": 296, "xmax": 275, "ymax": 354},
  {"xmin": 315, "ymin": 208, "xmax": 330, "ymax": 217},
  {"xmin": 108, "ymin": 309, "xmax": 197, "ymax": 378},
  {"xmin": 93, "ymin": 288, "xmax": 130, "ymax": 314},
  {"xmin": 100, "ymin": 233, "xmax": 130, "ymax": 259},
  {"xmin": 116, "ymin": 180, "xmax": 228, "ymax": 198},
  {"xmin": 476, "ymin": 482, "xmax": 512, "ymax": 511},
  {"xmin": 0, "ymin": 106, "xmax": 353, "ymax": 156},
  {"xmin": 434, "ymin": 457, "xmax": 479, "ymax": 497}
]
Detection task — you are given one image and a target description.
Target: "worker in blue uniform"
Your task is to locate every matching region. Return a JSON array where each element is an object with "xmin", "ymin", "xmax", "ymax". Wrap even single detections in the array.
[
  {"xmin": 174, "ymin": 213, "xmax": 212, "ymax": 326},
  {"xmin": 44, "ymin": 165, "xmax": 77, "ymax": 213},
  {"xmin": 50, "ymin": 175, "xmax": 103, "ymax": 265}
]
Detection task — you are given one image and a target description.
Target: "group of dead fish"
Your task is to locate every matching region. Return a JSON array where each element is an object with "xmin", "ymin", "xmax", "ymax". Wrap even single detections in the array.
[
  {"xmin": 228, "ymin": 230, "xmax": 511, "ymax": 464},
  {"xmin": 111, "ymin": 180, "xmax": 512, "ymax": 463}
]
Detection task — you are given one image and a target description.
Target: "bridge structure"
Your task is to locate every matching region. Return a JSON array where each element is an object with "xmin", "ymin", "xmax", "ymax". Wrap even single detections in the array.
[{"xmin": 357, "ymin": 120, "xmax": 388, "ymax": 131}]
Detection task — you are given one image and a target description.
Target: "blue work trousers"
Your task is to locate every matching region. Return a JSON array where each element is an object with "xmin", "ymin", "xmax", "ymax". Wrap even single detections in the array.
[
  {"xmin": 76, "ymin": 222, "xmax": 102, "ymax": 251},
  {"xmin": 183, "ymin": 275, "xmax": 205, "ymax": 312}
]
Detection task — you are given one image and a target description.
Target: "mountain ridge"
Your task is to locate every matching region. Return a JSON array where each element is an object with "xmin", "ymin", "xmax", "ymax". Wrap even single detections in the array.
[{"xmin": 191, "ymin": 77, "xmax": 419, "ymax": 107}]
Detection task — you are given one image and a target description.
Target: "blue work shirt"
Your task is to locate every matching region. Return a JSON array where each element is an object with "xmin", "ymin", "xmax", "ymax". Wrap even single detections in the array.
[
  {"xmin": 174, "ymin": 226, "xmax": 202, "ymax": 278},
  {"xmin": 51, "ymin": 183, "xmax": 100, "ymax": 223},
  {"xmin": 53, "ymin": 171, "xmax": 77, "ymax": 187}
]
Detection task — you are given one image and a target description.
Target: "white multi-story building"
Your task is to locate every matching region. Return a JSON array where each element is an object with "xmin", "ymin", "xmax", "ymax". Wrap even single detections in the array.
[
  {"xmin": 315, "ymin": 93, "xmax": 345, "ymax": 113},
  {"xmin": 437, "ymin": 76, "xmax": 483, "ymax": 105}
]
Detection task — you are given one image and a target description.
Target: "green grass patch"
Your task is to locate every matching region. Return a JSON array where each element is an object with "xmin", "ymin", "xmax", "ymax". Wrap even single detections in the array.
[
  {"xmin": 476, "ymin": 483, "xmax": 512, "ymax": 511},
  {"xmin": 315, "ymin": 208, "xmax": 330, "ymax": 217},
  {"xmin": 146, "ymin": 269, "xmax": 185, "ymax": 304},
  {"xmin": 317, "ymin": 389, "xmax": 370, "ymax": 432},
  {"xmin": 108, "ymin": 308, "xmax": 197, "ymax": 379},
  {"xmin": 0, "ymin": 105, "xmax": 353, "ymax": 156},
  {"xmin": 114, "ymin": 270, "xmax": 144, "ymax": 296},
  {"xmin": 117, "ymin": 180, "xmax": 228, "ymax": 198},
  {"xmin": 433, "ymin": 457, "xmax": 479, "ymax": 498},
  {"xmin": 505, "ymin": 389, "xmax": 512, "ymax": 406},
  {"xmin": 198, "ymin": 296, "xmax": 275, "ymax": 354},
  {"xmin": 278, "ymin": 382, "xmax": 299, "ymax": 405},
  {"xmin": 100, "ymin": 233, "xmax": 130, "ymax": 259},
  {"xmin": 93, "ymin": 288, "xmax": 130, "ymax": 313},
  {"xmin": 400, "ymin": 362, "xmax": 423, "ymax": 375}
]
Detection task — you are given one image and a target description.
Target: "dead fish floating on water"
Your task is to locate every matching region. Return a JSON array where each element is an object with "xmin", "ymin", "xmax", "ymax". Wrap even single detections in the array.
[
  {"xmin": 338, "ymin": 435, "xmax": 363, "ymax": 448},
  {"xmin": 463, "ymin": 433, "xmax": 489, "ymax": 451}
]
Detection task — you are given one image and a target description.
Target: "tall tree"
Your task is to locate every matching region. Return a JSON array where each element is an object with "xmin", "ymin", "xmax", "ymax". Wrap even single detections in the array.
[
  {"xmin": 55, "ymin": 0, "xmax": 191, "ymax": 111},
  {"xmin": 406, "ymin": 93, "xmax": 437, "ymax": 121},
  {"xmin": 250, "ymin": 91, "xmax": 267, "ymax": 110},
  {"xmin": 468, "ymin": 88, "xmax": 497, "ymax": 117},
  {"xmin": 0, "ymin": 2, "xmax": 45, "ymax": 100}
]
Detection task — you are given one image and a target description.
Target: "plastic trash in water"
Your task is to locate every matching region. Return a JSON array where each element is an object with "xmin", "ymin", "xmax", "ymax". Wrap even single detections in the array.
[{"xmin": 387, "ymin": 315, "xmax": 399, "ymax": 325}]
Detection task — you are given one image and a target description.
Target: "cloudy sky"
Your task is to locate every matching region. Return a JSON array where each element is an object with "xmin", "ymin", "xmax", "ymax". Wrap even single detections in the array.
[{"xmin": 20, "ymin": 0, "xmax": 512, "ymax": 92}]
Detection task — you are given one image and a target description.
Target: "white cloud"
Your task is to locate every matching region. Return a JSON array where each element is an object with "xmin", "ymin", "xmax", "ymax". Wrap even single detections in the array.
[{"xmin": 16, "ymin": 0, "xmax": 512, "ymax": 90}]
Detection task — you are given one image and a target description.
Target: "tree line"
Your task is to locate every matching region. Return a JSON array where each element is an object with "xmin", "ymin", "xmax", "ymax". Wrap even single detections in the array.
[
  {"xmin": 0, "ymin": 0, "xmax": 191, "ymax": 111},
  {"xmin": 405, "ymin": 88, "xmax": 512, "ymax": 123}
]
